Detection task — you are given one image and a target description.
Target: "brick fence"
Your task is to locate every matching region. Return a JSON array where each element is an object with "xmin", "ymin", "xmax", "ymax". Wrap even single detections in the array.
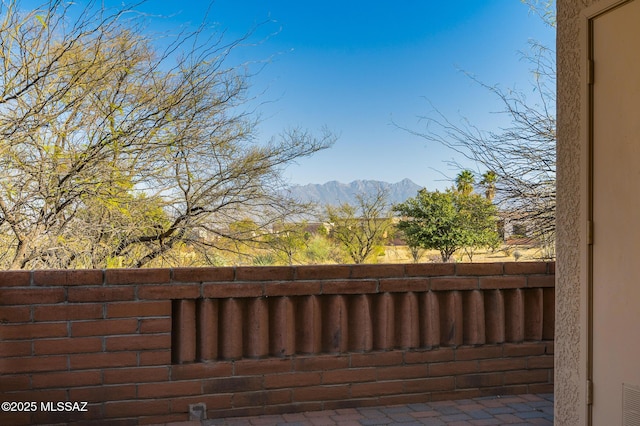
[{"xmin": 0, "ymin": 262, "xmax": 555, "ymax": 425}]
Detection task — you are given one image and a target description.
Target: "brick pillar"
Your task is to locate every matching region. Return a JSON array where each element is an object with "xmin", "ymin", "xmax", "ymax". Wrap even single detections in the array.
[
  {"xmin": 270, "ymin": 297, "xmax": 295, "ymax": 357},
  {"xmin": 484, "ymin": 289, "xmax": 505, "ymax": 344},
  {"xmin": 395, "ymin": 292, "xmax": 419, "ymax": 349},
  {"xmin": 323, "ymin": 295, "xmax": 348, "ymax": 353},
  {"xmin": 348, "ymin": 294, "xmax": 373, "ymax": 352},
  {"xmin": 542, "ymin": 288, "xmax": 555, "ymax": 340},
  {"xmin": 296, "ymin": 295, "xmax": 322, "ymax": 354},
  {"xmin": 504, "ymin": 289, "xmax": 525, "ymax": 343},
  {"xmin": 220, "ymin": 298, "xmax": 244, "ymax": 359},
  {"xmin": 245, "ymin": 298, "xmax": 269, "ymax": 358},
  {"xmin": 439, "ymin": 291, "xmax": 463, "ymax": 347},
  {"xmin": 197, "ymin": 298, "xmax": 218, "ymax": 361},
  {"xmin": 420, "ymin": 291, "xmax": 440, "ymax": 348},
  {"xmin": 463, "ymin": 290, "xmax": 486, "ymax": 345},
  {"xmin": 172, "ymin": 299, "xmax": 196, "ymax": 364},
  {"xmin": 373, "ymin": 292, "xmax": 394, "ymax": 350},
  {"xmin": 524, "ymin": 288, "xmax": 543, "ymax": 341}
]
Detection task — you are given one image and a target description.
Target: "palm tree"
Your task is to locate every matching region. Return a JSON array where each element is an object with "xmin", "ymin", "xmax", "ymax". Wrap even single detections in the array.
[
  {"xmin": 455, "ymin": 170, "xmax": 475, "ymax": 196},
  {"xmin": 480, "ymin": 170, "xmax": 497, "ymax": 201}
]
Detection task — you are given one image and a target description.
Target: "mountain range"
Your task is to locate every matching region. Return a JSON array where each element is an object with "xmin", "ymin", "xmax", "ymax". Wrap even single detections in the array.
[{"xmin": 286, "ymin": 178, "xmax": 423, "ymax": 207}]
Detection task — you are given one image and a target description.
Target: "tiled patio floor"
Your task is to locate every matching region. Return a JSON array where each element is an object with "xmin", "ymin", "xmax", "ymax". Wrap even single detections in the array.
[{"xmin": 164, "ymin": 393, "xmax": 554, "ymax": 426}]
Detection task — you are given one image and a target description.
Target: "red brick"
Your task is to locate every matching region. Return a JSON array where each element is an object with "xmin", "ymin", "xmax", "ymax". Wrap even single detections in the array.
[
  {"xmin": 527, "ymin": 355, "xmax": 554, "ymax": 369},
  {"xmin": 236, "ymin": 266, "xmax": 294, "ymax": 281},
  {"xmin": 137, "ymin": 380, "xmax": 202, "ymax": 398},
  {"xmin": 138, "ymin": 414, "xmax": 187, "ymax": 425},
  {"xmin": 379, "ymin": 278, "xmax": 429, "ymax": 292},
  {"xmin": 350, "ymin": 350, "xmax": 403, "ymax": 367},
  {"xmin": 172, "ymin": 267, "xmax": 235, "ymax": 282},
  {"xmin": 169, "ymin": 394, "xmax": 233, "ymax": 413},
  {"xmin": 34, "ymin": 303, "xmax": 103, "ymax": 321},
  {"xmin": 294, "ymin": 354, "xmax": 350, "ymax": 371},
  {"xmin": 430, "ymin": 277, "xmax": 478, "ymax": 291},
  {"xmin": 34, "ymin": 337, "xmax": 102, "ymax": 355},
  {"xmin": 0, "ymin": 341, "xmax": 31, "ymax": 357},
  {"xmin": 104, "ymin": 400, "xmax": 169, "ymax": 417},
  {"xmin": 456, "ymin": 372, "xmax": 504, "ymax": 388},
  {"xmin": 32, "ymin": 370, "xmax": 102, "ymax": 388},
  {"xmin": 431, "ymin": 389, "xmax": 483, "ymax": 401},
  {"xmin": 106, "ymin": 334, "xmax": 170, "ymax": 351},
  {"xmin": 295, "ymin": 265, "xmax": 351, "ymax": 280},
  {"xmin": 0, "ymin": 411, "xmax": 30, "ymax": 425},
  {"xmin": 0, "ymin": 306, "xmax": 31, "ymax": 322},
  {"xmin": 404, "ymin": 376, "xmax": 455, "ymax": 393},
  {"xmin": 350, "ymin": 264, "xmax": 405, "ymax": 278},
  {"xmin": 321, "ymin": 280, "xmax": 377, "ymax": 294},
  {"xmin": 139, "ymin": 349, "xmax": 171, "ymax": 366},
  {"xmin": 405, "ymin": 263, "xmax": 456, "ymax": 277},
  {"xmin": 377, "ymin": 364, "xmax": 428, "ymax": 380},
  {"xmin": 202, "ymin": 376, "xmax": 263, "ymax": 393},
  {"xmin": 0, "ymin": 288, "xmax": 65, "ymax": 305},
  {"xmin": 529, "ymin": 383, "xmax": 554, "ymax": 393},
  {"xmin": 504, "ymin": 262, "xmax": 548, "ymax": 275},
  {"xmin": 351, "ymin": 381, "xmax": 404, "ymax": 397},
  {"xmin": 1, "ymin": 322, "xmax": 68, "ymax": 339},
  {"xmin": 104, "ymin": 366, "xmax": 170, "ymax": 384},
  {"xmin": 322, "ymin": 368, "xmax": 377, "ymax": 384},
  {"xmin": 264, "ymin": 372, "xmax": 322, "ymax": 389},
  {"xmin": 138, "ymin": 284, "xmax": 199, "ymax": 300},
  {"xmin": 107, "ymin": 301, "xmax": 171, "ymax": 318},
  {"xmin": 234, "ymin": 358, "xmax": 293, "ymax": 376},
  {"xmin": 503, "ymin": 369, "xmax": 550, "ymax": 385},
  {"xmin": 527, "ymin": 275, "xmax": 555, "ymax": 288},
  {"xmin": 140, "ymin": 318, "xmax": 171, "ymax": 333},
  {"xmin": 0, "ymin": 270, "xmax": 31, "ymax": 286},
  {"xmin": 70, "ymin": 352, "xmax": 137, "ymax": 369},
  {"xmin": 547, "ymin": 262, "xmax": 555, "ymax": 274},
  {"xmin": 455, "ymin": 345, "xmax": 504, "ymax": 360},
  {"xmin": 105, "ymin": 268, "xmax": 170, "ymax": 284},
  {"xmin": 0, "ymin": 355, "xmax": 67, "ymax": 374},
  {"xmin": 233, "ymin": 389, "xmax": 291, "ymax": 407},
  {"xmin": 72, "ymin": 318, "xmax": 138, "ymax": 337},
  {"xmin": 170, "ymin": 363, "xmax": 232, "ymax": 381},
  {"xmin": 429, "ymin": 360, "xmax": 478, "ymax": 376},
  {"xmin": 456, "ymin": 263, "xmax": 503, "ymax": 275},
  {"xmin": 33, "ymin": 269, "xmax": 103, "ymax": 286},
  {"xmin": 294, "ymin": 385, "xmax": 350, "ymax": 401},
  {"xmin": 0, "ymin": 375, "xmax": 31, "ymax": 392},
  {"xmin": 405, "ymin": 348, "xmax": 455, "ymax": 364},
  {"xmin": 202, "ymin": 282, "xmax": 263, "ymax": 298},
  {"xmin": 67, "ymin": 286, "xmax": 134, "ymax": 302},
  {"xmin": 503, "ymin": 343, "xmax": 546, "ymax": 357},
  {"xmin": 264, "ymin": 281, "xmax": 321, "ymax": 296},
  {"xmin": 479, "ymin": 276, "xmax": 526, "ymax": 289},
  {"xmin": 478, "ymin": 358, "xmax": 528, "ymax": 372}
]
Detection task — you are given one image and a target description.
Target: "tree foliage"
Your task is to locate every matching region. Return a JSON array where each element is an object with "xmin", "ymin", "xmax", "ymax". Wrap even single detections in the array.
[
  {"xmin": 0, "ymin": 0, "xmax": 334, "ymax": 269},
  {"xmin": 326, "ymin": 189, "xmax": 392, "ymax": 264},
  {"xmin": 400, "ymin": 2, "xmax": 556, "ymax": 258},
  {"xmin": 394, "ymin": 188, "xmax": 499, "ymax": 262}
]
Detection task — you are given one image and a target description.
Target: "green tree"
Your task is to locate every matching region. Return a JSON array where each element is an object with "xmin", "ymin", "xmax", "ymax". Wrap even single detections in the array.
[
  {"xmin": 0, "ymin": 1, "xmax": 334, "ymax": 269},
  {"xmin": 399, "ymin": 1, "xmax": 556, "ymax": 258},
  {"xmin": 326, "ymin": 189, "xmax": 392, "ymax": 264},
  {"xmin": 394, "ymin": 188, "xmax": 499, "ymax": 262},
  {"xmin": 266, "ymin": 222, "xmax": 309, "ymax": 265}
]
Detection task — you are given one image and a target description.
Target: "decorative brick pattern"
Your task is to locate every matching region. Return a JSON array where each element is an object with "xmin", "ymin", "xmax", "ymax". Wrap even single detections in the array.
[{"xmin": 0, "ymin": 262, "xmax": 554, "ymax": 425}]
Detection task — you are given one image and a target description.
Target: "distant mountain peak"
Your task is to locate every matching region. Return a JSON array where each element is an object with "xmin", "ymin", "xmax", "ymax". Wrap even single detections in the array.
[{"xmin": 287, "ymin": 179, "xmax": 423, "ymax": 206}]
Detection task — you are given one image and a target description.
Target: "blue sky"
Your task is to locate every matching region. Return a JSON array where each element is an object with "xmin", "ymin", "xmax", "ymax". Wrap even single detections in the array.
[{"xmin": 109, "ymin": 1, "xmax": 555, "ymax": 190}]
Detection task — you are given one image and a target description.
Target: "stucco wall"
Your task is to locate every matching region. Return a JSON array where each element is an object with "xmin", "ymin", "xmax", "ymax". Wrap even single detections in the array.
[{"xmin": 556, "ymin": 0, "xmax": 597, "ymax": 424}]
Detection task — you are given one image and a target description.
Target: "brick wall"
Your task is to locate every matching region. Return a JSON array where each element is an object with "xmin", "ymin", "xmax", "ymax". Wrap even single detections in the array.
[{"xmin": 0, "ymin": 262, "xmax": 554, "ymax": 425}]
